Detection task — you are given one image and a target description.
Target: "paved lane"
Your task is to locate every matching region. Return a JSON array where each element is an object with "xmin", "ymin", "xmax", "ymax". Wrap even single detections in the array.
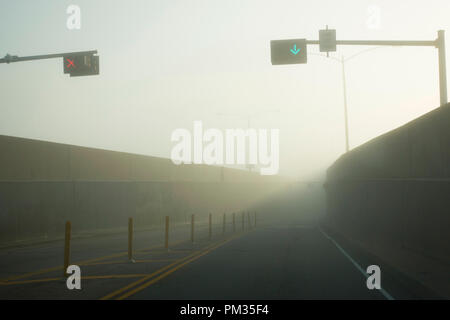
[
  {"xmin": 128, "ymin": 224, "xmax": 387, "ymax": 300},
  {"xmin": 2, "ymin": 219, "xmax": 436, "ymax": 299}
]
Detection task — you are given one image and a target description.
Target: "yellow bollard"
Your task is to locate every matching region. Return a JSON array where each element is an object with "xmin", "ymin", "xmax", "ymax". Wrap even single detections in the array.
[
  {"xmin": 233, "ymin": 212, "xmax": 236, "ymax": 233},
  {"xmin": 223, "ymin": 213, "xmax": 226, "ymax": 234},
  {"xmin": 63, "ymin": 221, "xmax": 71, "ymax": 277},
  {"xmin": 128, "ymin": 217, "xmax": 133, "ymax": 260},
  {"xmin": 165, "ymin": 216, "xmax": 169, "ymax": 250},
  {"xmin": 209, "ymin": 213, "xmax": 212, "ymax": 240},
  {"xmin": 191, "ymin": 214, "xmax": 195, "ymax": 243}
]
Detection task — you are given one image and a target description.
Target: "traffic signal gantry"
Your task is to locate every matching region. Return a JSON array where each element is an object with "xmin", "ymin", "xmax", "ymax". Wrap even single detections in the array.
[
  {"xmin": 271, "ymin": 28, "xmax": 447, "ymax": 106},
  {"xmin": 0, "ymin": 50, "xmax": 99, "ymax": 77}
]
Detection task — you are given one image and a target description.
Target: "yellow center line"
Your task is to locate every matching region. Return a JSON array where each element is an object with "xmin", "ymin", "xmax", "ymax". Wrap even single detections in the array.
[
  {"xmin": 82, "ymin": 274, "xmax": 148, "ymax": 280},
  {"xmin": 0, "ymin": 239, "xmax": 189, "ymax": 282},
  {"xmin": 116, "ymin": 234, "xmax": 241, "ymax": 300},
  {"xmin": 0, "ymin": 230, "xmax": 250, "ymax": 297},
  {"xmin": 0, "ymin": 266, "xmax": 62, "ymax": 283},
  {"xmin": 81, "ymin": 258, "xmax": 179, "ymax": 266},
  {"xmin": 79, "ymin": 260, "xmax": 130, "ymax": 267},
  {"xmin": 100, "ymin": 240, "xmax": 225, "ymax": 300},
  {"xmin": 134, "ymin": 259, "xmax": 178, "ymax": 263},
  {"xmin": 0, "ymin": 273, "xmax": 148, "ymax": 286},
  {"xmin": 0, "ymin": 277, "xmax": 62, "ymax": 286}
]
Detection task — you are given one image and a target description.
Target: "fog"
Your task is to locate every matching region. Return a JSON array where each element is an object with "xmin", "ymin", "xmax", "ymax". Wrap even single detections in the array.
[
  {"xmin": 2, "ymin": 1, "xmax": 450, "ymax": 301},
  {"xmin": 1, "ymin": 0, "xmax": 449, "ymax": 180}
]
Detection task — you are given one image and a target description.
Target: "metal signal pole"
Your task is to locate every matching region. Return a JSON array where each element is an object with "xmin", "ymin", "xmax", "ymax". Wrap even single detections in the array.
[{"xmin": 307, "ymin": 30, "xmax": 448, "ymax": 106}]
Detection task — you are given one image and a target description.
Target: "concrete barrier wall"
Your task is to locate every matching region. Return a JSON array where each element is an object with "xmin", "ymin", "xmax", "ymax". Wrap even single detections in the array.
[
  {"xmin": 325, "ymin": 103, "xmax": 450, "ymax": 265},
  {"xmin": 0, "ymin": 135, "xmax": 283, "ymax": 243}
]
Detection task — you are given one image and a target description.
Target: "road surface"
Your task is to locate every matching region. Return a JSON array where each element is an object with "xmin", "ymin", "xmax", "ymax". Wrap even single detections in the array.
[{"xmin": 0, "ymin": 218, "xmax": 436, "ymax": 300}]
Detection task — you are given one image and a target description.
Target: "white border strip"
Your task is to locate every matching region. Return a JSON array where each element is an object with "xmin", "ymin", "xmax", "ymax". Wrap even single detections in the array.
[{"xmin": 319, "ymin": 227, "xmax": 395, "ymax": 300}]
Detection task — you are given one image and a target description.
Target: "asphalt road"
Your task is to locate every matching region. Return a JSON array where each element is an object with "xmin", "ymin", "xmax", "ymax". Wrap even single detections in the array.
[
  {"xmin": 127, "ymin": 224, "xmax": 387, "ymax": 300},
  {"xmin": 0, "ymin": 218, "xmax": 432, "ymax": 300}
]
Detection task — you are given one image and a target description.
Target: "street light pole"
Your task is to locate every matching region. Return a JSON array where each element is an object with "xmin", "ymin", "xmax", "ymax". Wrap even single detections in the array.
[
  {"xmin": 341, "ymin": 55, "xmax": 350, "ymax": 152},
  {"xmin": 312, "ymin": 47, "xmax": 386, "ymax": 153}
]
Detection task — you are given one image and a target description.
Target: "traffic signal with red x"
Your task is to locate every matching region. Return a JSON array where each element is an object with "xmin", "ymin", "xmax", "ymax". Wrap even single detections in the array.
[{"xmin": 63, "ymin": 53, "xmax": 99, "ymax": 77}]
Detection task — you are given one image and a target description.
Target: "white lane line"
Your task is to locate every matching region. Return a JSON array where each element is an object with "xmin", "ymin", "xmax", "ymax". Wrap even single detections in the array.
[{"xmin": 319, "ymin": 227, "xmax": 395, "ymax": 300}]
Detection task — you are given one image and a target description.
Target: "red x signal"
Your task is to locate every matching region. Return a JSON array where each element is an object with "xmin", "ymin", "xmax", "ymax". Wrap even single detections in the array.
[
  {"xmin": 66, "ymin": 58, "xmax": 75, "ymax": 68},
  {"xmin": 63, "ymin": 54, "xmax": 99, "ymax": 77}
]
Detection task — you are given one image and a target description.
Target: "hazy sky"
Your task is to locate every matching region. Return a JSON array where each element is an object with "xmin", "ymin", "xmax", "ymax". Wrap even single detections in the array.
[{"xmin": 1, "ymin": 0, "xmax": 449, "ymax": 179}]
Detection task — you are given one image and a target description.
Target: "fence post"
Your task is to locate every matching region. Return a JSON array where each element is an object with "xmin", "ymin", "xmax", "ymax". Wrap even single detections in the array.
[
  {"xmin": 247, "ymin": 211, "xmax": 251, "ymax": 229},
  {"xmin": 63, "ymin": 221, "xmax": 71, "ymax": 277},
  {"xmin": 128, "ymin": 217, "xmax": 133, "ymax": 260},
  {"xmin": 254, "ymin": 212, "xmax": 257, "ymax": 227},
  {"xmin": 209, "ymin": 213, "xmax": 212, "ymax": 240},
  {"xmin": 233, "ymin": 212, "xmax": 236, "ymax": 233},
  {"xmin": 165, "ymin": 216, "xmax": 169, "ymax": 250},
  {"xmin": 191, "ymin": 214, "xmax": 195, "ymax": 243},
  {"xmin": 223, "ymin": 213, "xmax": 226, "ymax": 234},
  {"xmin": 242, "ymin": 212, "xmax": 245, "ymax": 230}
]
